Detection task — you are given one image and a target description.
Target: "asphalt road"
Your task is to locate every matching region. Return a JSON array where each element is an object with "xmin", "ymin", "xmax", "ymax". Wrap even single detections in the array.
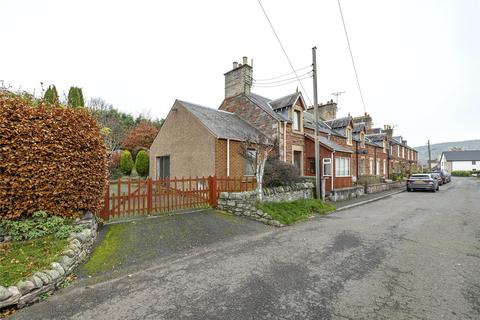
[{"xmin": 11, "ymin": 178, "xmax": 480, "ymax": 320}]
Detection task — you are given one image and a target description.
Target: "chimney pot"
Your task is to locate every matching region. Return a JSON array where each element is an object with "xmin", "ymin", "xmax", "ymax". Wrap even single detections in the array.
[
  {"xmin": 233, "ymin": 61, "xmax": 238, "ymax": 69},
  {"xmin": 243, "ymin": 56, "xmax": 248, "ymax": 65}
]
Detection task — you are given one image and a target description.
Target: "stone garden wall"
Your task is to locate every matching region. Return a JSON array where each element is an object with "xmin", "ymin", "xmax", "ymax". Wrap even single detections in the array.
[
  {"xmin": 328, "ymin": 186, "xmax": 365, "ymax": 202},
  {"xmin": 217, "ymin": 182, "xmax": 314, "ymax": 227},
  {"xmin": 0, "ymin": 211, "xmax": 98, "ymax": 309},
  {"xmin": 366, "ymin": 181, "xmax": 406, "ymax": 194}
]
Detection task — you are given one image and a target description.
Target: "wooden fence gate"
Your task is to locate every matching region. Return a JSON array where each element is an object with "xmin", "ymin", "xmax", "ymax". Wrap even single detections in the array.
[{"xmin": 99, "ymin": 176, "xmax": 256, "ymax": 221}]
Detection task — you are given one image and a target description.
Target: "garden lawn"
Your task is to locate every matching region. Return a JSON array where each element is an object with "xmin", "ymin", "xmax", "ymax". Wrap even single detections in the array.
[
  {"xmin": 256, "ymin": 199, "xmax": 336, "ymax": 225},
  {"xmin": 0, "ymin": 236, "xmax": 68, "ymax": 287}
]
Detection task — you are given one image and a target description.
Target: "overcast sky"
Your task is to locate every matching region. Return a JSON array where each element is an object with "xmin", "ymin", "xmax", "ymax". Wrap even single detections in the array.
[{"xmin": 1, "ymin": 0, "xmax": 478, "ymax": 147}]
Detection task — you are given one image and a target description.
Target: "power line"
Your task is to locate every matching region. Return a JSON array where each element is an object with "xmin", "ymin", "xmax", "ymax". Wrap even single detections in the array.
[
  {"xmin": 256, "ymin": 0, "xmax": 313, "ymax": 105},
  {"xmin": 253, "ymin": 75, "xmax": 313, "ymax": 88},
  {"xmin": 337, "ymin": 0, "xmax": 367, "ymax": 113},
  {"xmin": 253, "ymin": 65, "xmax": 312, "ymax": 82},
  {"xmin": 253, "ymin": 71, "xmax": 313, "ymax": 85}
]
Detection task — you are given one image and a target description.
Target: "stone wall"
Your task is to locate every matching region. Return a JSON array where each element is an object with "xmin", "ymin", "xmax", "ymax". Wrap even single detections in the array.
[
  {"xmin": 0, "ymin": 211, "xmax": 98, "ymax": 309},
  {"xmin": 366, "ymin": 181, "xmax": 406, "ymax": 194},
  {"xmin": 328, "ymin": 186, "xmax": 365, "ymax": 202},
  {"xmin": 217, "ymin": 182, "xmax": 314, "ymax": 227}
]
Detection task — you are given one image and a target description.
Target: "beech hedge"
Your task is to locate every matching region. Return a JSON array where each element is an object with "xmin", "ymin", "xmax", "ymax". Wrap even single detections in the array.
[{"xmin": 0, "ymin": 92, "xmax": 108, "ymax": 220}]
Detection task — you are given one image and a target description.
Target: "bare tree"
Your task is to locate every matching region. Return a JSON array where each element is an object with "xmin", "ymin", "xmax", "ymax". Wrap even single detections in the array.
[{"xmin": 239, "ymin": 134, "xmax": 276, "ymax": 201}]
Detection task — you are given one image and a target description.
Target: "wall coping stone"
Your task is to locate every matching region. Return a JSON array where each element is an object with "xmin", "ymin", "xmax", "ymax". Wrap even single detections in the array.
[{"xmin": 0, "ymin": 211, "xmax": 98, "ymax": 309}]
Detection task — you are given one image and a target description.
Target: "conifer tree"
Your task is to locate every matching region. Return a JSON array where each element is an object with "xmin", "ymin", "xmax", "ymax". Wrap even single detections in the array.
[
  {"xmin": 44, "ymin": 85, "xmax": 59, "ymax": 104},
  {"xmin": 67, "ymin": 86, "xmax": 85, "ymax": 108}
]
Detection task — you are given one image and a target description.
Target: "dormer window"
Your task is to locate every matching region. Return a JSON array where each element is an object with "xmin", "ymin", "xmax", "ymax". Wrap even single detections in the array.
[
  {"xmin": 360, "ymin": 132, "xmax": 365, "ymax": 148},
  {"xmin": 293, "ymin": 110, "xmax": 301, "ymax": 131},
  {"xmin": 346, "ymin": 127, "xmax": 353, "ymax": 145}
]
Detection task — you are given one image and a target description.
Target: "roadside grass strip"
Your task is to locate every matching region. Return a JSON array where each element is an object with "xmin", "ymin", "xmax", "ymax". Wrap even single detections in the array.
[
  {"xmin": 0, "ymin": 236, "xmax": 68, "ymax": 287},
  {"xmin": 82, "ymin": 224, "xmax": 127, "ymax": 276},
  {"xmin": 256, "ymin": 199, "xmax": 336, "ymax": 225}
]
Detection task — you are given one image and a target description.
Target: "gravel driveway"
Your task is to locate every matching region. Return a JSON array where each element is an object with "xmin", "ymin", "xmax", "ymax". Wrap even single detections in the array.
[{"xmin": 11, "ymin": 178, "xmax": 480, "ymax": 319}]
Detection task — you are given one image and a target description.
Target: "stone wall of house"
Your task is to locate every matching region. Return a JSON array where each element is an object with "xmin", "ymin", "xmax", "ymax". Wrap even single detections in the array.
[
  {"xmin": 217, "ymin": 182, "xmax": 314, "ymax": 227},
  {"xmin": 0, "ymin": 211, "xmax": 98, "ymax": 309}
]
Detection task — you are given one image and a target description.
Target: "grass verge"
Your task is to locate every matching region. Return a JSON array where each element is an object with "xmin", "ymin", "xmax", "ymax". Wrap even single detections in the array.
[
  {"xmin": 0, "ymin": 236, "xmax": 68, "ymax": 287},
  {"xmin": 81, "ymin": 223, "xmax": 127, "ymax": 276},
  {"xmin": 255, "ymin": 199, "xmax": 336, "ymax": 225}
]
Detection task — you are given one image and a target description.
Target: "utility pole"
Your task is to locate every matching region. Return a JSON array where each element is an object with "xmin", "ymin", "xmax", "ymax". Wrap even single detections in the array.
[
  {"xmin": 312, "ymin": 47, "xmax": 322, "ymax": 200},
  {"xmin": 427, "ymin": 140, "xmax": 432, "ymax": 171}
]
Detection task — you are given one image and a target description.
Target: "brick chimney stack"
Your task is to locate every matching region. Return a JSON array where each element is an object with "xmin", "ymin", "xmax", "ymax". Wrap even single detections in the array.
[
  {"xmin": 307, "ymin": 99, "xmax": 337, "ymax": 121},
  {"xmin": 383, "ymin": 125, "xmax": 393, "ymax": 139},
  {"xmin": 224, "ymin": 56, "xmax": 253, "ymax": 99}
]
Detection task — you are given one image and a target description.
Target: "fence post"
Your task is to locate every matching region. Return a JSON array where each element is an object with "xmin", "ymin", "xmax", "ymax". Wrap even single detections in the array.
[
  {"xmin": 147, "ymin": 178, "xmax": 153, "ymax": 214},
  {"xmin": 101, "ymin": 187, "xmax": 110, "ymax": 220},
  {"xmin": 208, "ymin": 176, "xmax": 218, "ymax": 207}
]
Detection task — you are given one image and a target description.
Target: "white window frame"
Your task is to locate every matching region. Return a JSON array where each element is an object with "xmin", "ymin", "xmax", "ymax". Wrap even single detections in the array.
[
  {"xmin": 402, "ymin": 147, "xmax": 405, "ymax": 158},
  {"xmin": 335, "ymin": 156, "xmax": 351, "ymax": 177},
  {"xmin": 323, "ymin": 158, "xmax": 332, "ymax": 176},
  {"xmin": 397, "ymin": 145, "xmax": 400, "ymax": 157},
  {"xmin": 376, "ymin": 159, "xmax": 380, "ymax": 176},
  {"xmin": 293, "ymin": 110, "xmax": 301, "ymax": 131},
  {"xmin": 346, "ymin": 128, "xmax": 353, "ymax": 145},
  {"xmin": 369, "ymin": 158, "xmax": 374, "ymax": 175},
  {"xmin": 383, "ymin": 159, "xmax": 387, "ymax": 176}
]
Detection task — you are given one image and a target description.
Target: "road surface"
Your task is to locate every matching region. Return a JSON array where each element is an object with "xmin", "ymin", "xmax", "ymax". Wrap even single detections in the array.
[{"xmin": 12, "ymin": 178, "xmax": 480, "ymax": 319}]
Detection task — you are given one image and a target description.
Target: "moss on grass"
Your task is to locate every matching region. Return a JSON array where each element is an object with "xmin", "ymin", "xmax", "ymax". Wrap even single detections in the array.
[
  {"xmin": 0, "ymin": 236, "xmax": 68, "ymax": 287},
  {"xmin": 256, "ymin": 199, "xmax": 336, "ymax": 225},
  {"xmin": 82, "ymin": 223, "xmax": 127, "ymax": 276}
]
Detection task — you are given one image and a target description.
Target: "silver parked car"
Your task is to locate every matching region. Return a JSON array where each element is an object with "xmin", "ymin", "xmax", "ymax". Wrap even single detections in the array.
[{"xmin": 407, "ymin": 173, "xmax": 439, "ymax": 192}]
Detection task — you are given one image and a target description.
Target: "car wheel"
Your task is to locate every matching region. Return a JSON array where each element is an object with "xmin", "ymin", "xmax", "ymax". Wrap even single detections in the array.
[
  {"xmin": 407, "ymin": 187, "xmax": 411, "ymax": 192},
  {"xmin": 437, "ymin": 186, "xmax": 439, "ymax": 191},
  {"xmin": 432, "ymin": 187, "xmax": 436, "ymax": 193}
]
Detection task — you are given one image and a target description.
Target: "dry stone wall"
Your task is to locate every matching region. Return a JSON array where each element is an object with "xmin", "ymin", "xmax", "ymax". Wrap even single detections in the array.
[
  {"xmin": 0, "ymin": 211, "xmax": 98, "ymax": 309},
  {"xmin": 217, "ymin": 182, "xmax": 314, "ymax": 227}
]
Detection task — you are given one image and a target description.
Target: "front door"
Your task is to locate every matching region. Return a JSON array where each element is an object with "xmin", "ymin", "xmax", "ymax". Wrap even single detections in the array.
[
  {"xmin": 156, "ymin": 156, "xmax": 170, "ymax": 179},
  {"xmin": 294, "ymin": 151, "xmax": 302, "ymax": 175}
]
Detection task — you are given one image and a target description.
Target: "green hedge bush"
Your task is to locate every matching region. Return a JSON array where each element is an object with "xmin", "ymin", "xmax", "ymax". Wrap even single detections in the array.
[
  {"xmin": 135, "ymin": 150, "xmax": 149, "ymax": 177},
  {"xmin": 451, "ymin": 170, "xmax": 473, "ymax": 177},
  {"xmin": 119, "ymin": 150, "xmax": 134, "ymax": 175}
]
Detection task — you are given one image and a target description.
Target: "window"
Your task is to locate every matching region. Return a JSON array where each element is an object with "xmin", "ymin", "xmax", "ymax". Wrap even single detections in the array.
[
  {"xmin": 383, "ymin": 141, "xmax": 387, "ymax": 153},
  {"xmin": 360, "ymin": 132, "xmax": 365, "ymax": 148},
  {"xmin": 244, "ymin": 149, "xmax": 256, "ymax": 176},
  {"xmin": 293, "ymin": 150, "xmax": 302, "ymax": 174},
  {"xmin": 360, "ymin": 157, "xmax": 365, "ymax": 175},
  {"xmin": 156, "ymin": 156, "xmax": 170, "ymax": 179},
  {"xmin": 308, "ymin": 158, "xmax": 316, "ymax": 174},
  {"xmin": 346, "ymin": 128, "xmax": 353, "ymax": 145},
  {"xmin": 376, "ymin": 160, "xmax": 380, "ymax": 176},
  {"xmin": 293, "ymin": 110, "xmax": 301, "ymax": 131},
  {"xmin": 397, "ymin": 146, "xmax": 400, "ymax": 157},
  {"xmin": 383, "ymin": 159, "xmax": 387, "ymax": 176},
  {"xmin": 335, "ymin": 157, "xmax": 350, "ymax": 177},
  {"xmin": 323, "ymin": 158, "xmax": 332, "ymax": 176},
  {"xmin": 402, "ymin": 147, "xmax": 405, "ymax": 158},
  {"xmin": 369, "ymin": 158, "xmax": 374, "ymax": 175},
  {"xmin": 473, "ymin": 161, "xmax": 477, "ymax": 165}
]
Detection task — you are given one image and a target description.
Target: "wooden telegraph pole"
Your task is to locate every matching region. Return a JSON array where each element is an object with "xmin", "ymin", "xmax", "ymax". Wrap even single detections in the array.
[
  {"xmin": 312, "ymin": 47, "xmax": 322, "ymax": 200},
  {"xmin": 428, "ymin": 140, "xmax": 432, "ymax": 171}
]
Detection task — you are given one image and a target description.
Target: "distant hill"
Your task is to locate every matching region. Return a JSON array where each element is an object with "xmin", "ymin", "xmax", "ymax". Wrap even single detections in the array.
[{"xmin": 414, "ymin": 139, "xmax": 480, "ymax": 165}]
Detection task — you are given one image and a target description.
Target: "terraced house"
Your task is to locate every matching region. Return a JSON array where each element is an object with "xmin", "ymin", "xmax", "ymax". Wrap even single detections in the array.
[{"xmin": 149, "ymin": 57, "xmax": 418, "ymax": 194}]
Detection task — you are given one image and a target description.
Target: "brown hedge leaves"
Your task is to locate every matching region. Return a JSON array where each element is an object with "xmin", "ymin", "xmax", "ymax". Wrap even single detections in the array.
[{"xmin": 0, "ymin": 93, "xmax": 108, "ymax": 220}]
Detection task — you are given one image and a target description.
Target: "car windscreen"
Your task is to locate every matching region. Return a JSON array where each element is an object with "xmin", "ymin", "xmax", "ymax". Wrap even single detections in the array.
[{"xmin": 411, "ymin": 175, "xmax": 430, "ymax": 179}]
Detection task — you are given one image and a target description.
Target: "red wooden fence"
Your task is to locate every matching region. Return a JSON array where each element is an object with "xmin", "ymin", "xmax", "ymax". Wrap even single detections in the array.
[{"xmin": 100, "ymin": 176, "xmax": 256, "ymax": 221}]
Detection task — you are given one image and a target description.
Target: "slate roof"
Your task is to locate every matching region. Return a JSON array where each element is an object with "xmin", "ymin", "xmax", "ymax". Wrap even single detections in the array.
[
  {"xmin": 353, "ymin": 123, "xmax": 365, "ymax": 133},
  {"xmin": 366, "ymin": 133, "xmax": 387, "ymax": 141},
  {"xmin": 303, "ymin": 112, "xmax": 333, "ymax": 134},
  {"xmin": 305, "ymin": 133, "xmax": 353, "ymax": 153},
  {"xmin": 178, "ymin": 100, "xmax": 265, "ymax": 141},
  {"xmin": 269, "ymin": 92, "xmax": 301, "ymax": 110},
  {"xmin": 324, "ymin": 116, "xmax": 352, "ymax": 129},
  {"xmin": 247, "ymin": 93, "xmax": 285, "ymax": 121},
  {"xmin": 391, "ymin": 136, "xmax": 403, "ymax": 144},
  {"xmin": 442, "ymin": 150, "xmax": 480, "ymax": 161}
]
